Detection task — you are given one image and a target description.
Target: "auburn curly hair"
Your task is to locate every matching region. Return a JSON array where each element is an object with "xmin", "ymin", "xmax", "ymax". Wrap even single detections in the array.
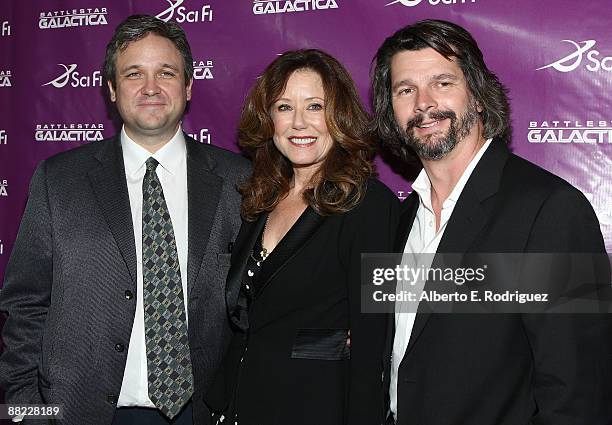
[{"xmin": 239, "ymin": 49, "xmax": 375, "ymax": 221}]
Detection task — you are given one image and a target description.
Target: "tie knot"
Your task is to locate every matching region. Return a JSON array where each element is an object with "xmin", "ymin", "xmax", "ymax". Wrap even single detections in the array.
[{"xmin": 146, "ymin": 157, "xmax": 159, "ymax": 172}]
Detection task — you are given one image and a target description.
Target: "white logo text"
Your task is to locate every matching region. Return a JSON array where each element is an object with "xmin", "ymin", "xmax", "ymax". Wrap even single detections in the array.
[
  {"xmin": 0, "ymin": 70, "xmax": 12, "ymax": 87},
  {"xmin": 157, "ymin": 0, "xmax": 213, "ymax": 23},
  {"xmin": 528, "ymin": 120, "xmax": 612, "ymax": 144},
  {"xmin": 35, "ymin": 124, "xmax": 105, "ymax": 142},
  {"xmin": 193, "ymin": 60, "xmax": 214, "ymax": 80},
  {"xmin": 253, "ymin": 0, "xmax": 338, "ymax": 15},
  {"xmin": 537, "ymin": 40, "xmax": 612, "ymax": 73},
  {"xmin": 39, "ymin": 8, "xmax": 108, "ymax": 29},
  {"xmin": 43, "ymin": 64, "xmax": 102, "ymax": 88},
  {"xmin": 187, "ymin": 128, "xmax": 211, "ymax": 144},
  {"xmin": 386, "ymin": 0, "xmax": 475, "ymax": 7},
  {"xmin": 1, "ymin": 21, "xmax": 10, "ymax": 36}
]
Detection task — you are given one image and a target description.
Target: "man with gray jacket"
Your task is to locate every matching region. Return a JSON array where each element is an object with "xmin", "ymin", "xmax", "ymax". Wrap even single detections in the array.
[{"xmin": 0, "ymin": 15, "xmax": 248, "ymax": 425}]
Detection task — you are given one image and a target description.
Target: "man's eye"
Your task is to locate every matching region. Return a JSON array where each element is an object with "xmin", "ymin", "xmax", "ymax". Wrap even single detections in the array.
[
  {"xmin": 160, "ymin": 71, "xmax": 175, "ymax": 78},
  {"xmin": 438, "ymin": 81, "xmax": 452, "ymax": 88},
  {"xmin": 397, "ymin": 88, "xmax": 414, "ymax": 96},
  {"xmin": 126, "ymin": 72, "xmax": 140, "ymax": 78},
  {"xmin": 307, "ymin": 103, "xmax": 323, "ymax": 111}
]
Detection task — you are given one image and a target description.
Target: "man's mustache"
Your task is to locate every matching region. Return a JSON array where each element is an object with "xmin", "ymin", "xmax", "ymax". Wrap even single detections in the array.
[{"xmin": 406, "ymin": 110, "xmax": 456, "ymax": 131}]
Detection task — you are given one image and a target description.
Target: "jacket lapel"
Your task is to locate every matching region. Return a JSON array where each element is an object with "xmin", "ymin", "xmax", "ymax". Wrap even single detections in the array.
[
  {"xmin": 395, "ymin": 193, "xmax": 419, "ymax": 251},
  {"xmin": 394, "ymin": 192, "xmax": 436, "ymax": 360},
  {"xmin": 384, "ymin": 193, "xmax": 419, "ymax": 364},
  {"xmin": 185, "ymin": 135, "xmax": 223, "ymax": 297},
  {"xmin": 403, "ymin": 139, "xmax": 510, "ymax": 357},
  {"xmin": 436, "ymin": 139, "xmax": 508, "ymax": 253},
  {"xmin": 382, "ymin": 191, "xmax": 420, "ymax": 415},
  {"xmin": 87, "ymin": 134, "xmax": 225, "ymax": 295},
  {"xmin": 225, "ymin": 213, "xmax": 268, "ymax": 329},
  {"xmin": 225, "ymin": 208, "xmax": 325, "ymax": 329},
  {"xmin": 256, "ymin": 207, "xmax": 326, "ymax": 295},
  {"xmin": 88, "ymin": 136, "xmax": 137, "ymax": 285}
]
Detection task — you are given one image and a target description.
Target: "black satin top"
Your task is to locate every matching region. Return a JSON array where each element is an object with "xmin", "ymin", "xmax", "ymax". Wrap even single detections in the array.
[{"xmin": 231, "ymin": 226, "xmax": 266, "ymax": 330}]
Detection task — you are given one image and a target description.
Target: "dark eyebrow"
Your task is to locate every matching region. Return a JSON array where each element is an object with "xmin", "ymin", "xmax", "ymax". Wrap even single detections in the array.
[
  {"xmin": 160, "ymin": 63, "xmax": 180, "ymax": 72},
  {"xmin": 273, "ymin": 96, "xmax": 325, "ymax": 103},
  {"xmin": 119, "ymin": 63, "xmax": 180, "ymax": 73},
  {"xmin": 391, "ymin": 79, "xmax": 412, "ymax": 91},
  {"xmin": 119, "ymin": 64, "xmax": 142, "ymax": 74},
  {"xmin": 392, "ymin": 74, "xmax": 460, "ymax": 91},
  {"xmin": 433, "ymin": 73, "xmax": 460, "ymax": 81}
]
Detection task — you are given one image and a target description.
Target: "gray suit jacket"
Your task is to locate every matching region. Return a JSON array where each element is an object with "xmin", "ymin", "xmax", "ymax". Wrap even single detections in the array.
[{"xmin": 0, "ymin": 134, "xmax": 250, "ymax": 424}]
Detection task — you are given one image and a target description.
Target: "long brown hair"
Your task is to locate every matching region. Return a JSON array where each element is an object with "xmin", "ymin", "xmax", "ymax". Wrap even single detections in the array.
[
  {"xmin": 239, "ymin": 49, "xmax": 374, "ymax": 221},
  {"xmin": 371, "ymin": 19, "xmax": 511, "ymax": 162}
]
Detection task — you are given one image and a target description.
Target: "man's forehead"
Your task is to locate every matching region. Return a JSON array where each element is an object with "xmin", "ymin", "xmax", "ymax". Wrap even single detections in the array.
[
  {"xmin": 392, "ymin": 48, "xmax": 457, "ymax": 68},
  {"xmin": 391, "ymin": 48, "xmax": 463, "ymax": 81},
  {"xmin": 118, "ymin": 34, "xmax": 181, "ymax": 57},
  {"xmin": 115, "ymin": 34, "xmax": 183, "ymax": 67}
]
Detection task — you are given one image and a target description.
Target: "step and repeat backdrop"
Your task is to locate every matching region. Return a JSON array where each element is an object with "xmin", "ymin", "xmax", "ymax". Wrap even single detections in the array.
[{"xmin": 1, "ymin": 0, "xmax": 611, "ymax": 281}]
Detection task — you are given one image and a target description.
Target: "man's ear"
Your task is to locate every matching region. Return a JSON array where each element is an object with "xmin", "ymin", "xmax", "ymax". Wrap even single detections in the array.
[
  {"xmin": 186, "ymin": 78, "xmax": 193, "ymax": 101},
  {"xmin": 108, "ymin": 80, "xmax": 116, "ymax": 102}
]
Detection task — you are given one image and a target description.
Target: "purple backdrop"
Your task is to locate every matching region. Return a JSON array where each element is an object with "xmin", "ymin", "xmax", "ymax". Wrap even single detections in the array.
[{"xmin": 1, "ymin": 0, "xmax": 611, "ymax": 283}]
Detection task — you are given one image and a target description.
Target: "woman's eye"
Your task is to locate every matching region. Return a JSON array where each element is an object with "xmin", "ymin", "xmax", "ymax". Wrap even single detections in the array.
[{"xmin": 307, "ymin": 103, "xmax": 323, "ymax": 111}]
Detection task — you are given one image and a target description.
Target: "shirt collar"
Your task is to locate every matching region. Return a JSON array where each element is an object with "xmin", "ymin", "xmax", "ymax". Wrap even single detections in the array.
[
  {"xmin": 121, "ymin": 126, "xmax": 186, "ymax": 177},
  {"xmin": 411, "ymin": 138, "xmax": 493, "ymax": 210},
  {"xmin": 411, "ymin": 165, "xmax": 434, "ymax": 210}
]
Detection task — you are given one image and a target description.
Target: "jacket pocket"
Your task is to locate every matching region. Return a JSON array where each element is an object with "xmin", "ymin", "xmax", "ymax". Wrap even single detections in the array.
[{"xmin": 291, "ymin": 328, "xmax": 350, "ymax": 360}]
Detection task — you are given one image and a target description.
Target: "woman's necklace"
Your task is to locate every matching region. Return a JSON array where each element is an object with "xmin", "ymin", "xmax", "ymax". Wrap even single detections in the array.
[{"xmin": 259, "ymin": 215, "xmax": 270, "ymax": 262}]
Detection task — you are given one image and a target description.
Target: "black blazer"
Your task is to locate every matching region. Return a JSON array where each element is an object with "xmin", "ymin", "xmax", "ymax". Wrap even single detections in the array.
[
  {"xmin": 385, "ymin": 139, "xmax": 612, "ymax": 425},
  {"xmin": 0, "ymin": 135, "xmax": 250, "ymax": 425},
  {"xmin": 216, "ymin": 179, "xmax": 399, "ymax": 425}
]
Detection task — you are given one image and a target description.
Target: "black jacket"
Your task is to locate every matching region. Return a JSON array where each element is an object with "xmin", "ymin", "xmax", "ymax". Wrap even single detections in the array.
[
  {"xmin": 386, "ymin": 139, "xmax": 612, "ymax": 425},
  {"xmin": 215, "ymin": 179, "xmax": 400, "ymax": 425}
]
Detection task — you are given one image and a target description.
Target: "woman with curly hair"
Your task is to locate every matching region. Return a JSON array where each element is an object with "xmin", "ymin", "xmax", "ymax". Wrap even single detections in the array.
[{"xmin": 212, "ymin": 49, "xmax": 399, "ymax": 425}]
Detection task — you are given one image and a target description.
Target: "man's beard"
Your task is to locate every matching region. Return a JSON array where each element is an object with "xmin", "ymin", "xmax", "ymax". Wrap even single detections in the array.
[{"xmin": 397, "ymin": 101, "xmax": 479, "ymax": 161}]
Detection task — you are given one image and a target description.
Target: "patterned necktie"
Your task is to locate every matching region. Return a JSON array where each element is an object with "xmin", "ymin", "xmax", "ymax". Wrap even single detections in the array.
[{"xmin": 142, "ymin": 157, "xmax": 193, "ymax": 419}]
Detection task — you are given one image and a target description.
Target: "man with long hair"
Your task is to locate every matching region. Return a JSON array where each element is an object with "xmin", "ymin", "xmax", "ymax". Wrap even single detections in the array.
[{"xmin": 371, "ymin": 19, "xmax": 612, "ymax": 425}]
